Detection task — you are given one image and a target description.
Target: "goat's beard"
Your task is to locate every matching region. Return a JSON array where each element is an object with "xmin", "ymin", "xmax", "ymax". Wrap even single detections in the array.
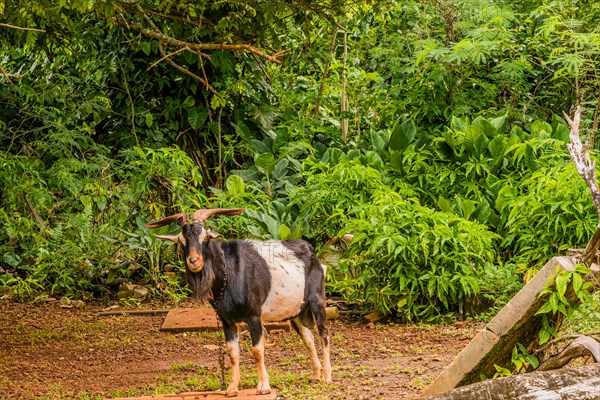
[{"xmin": 186, "ymin": 261, "xmax": 215, "ymax": 304}]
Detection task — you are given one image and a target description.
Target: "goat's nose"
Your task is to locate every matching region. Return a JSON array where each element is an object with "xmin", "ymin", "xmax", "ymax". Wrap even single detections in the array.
[{"xmin": 189, "ymin": 257, "xmax": 198, "ymax": 264}]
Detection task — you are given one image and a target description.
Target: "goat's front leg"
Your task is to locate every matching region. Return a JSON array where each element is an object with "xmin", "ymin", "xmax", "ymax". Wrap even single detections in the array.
[
  {"xmin": 223, "ymin": 321, "xmax": 241, "ymax": 397},
  {"xmin": 248, "ymin": 317, "xmax": 271, "ymax": 395}
]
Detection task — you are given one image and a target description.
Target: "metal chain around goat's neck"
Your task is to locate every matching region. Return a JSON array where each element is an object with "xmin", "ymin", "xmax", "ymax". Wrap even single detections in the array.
[{"xmin": 212, "ymin": 243, "xmax": 227, "ymax": 304}]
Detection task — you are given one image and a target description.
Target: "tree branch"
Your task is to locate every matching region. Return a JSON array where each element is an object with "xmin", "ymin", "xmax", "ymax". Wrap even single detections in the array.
[
  {"xmin": 0, "ymin": 23, "xmax": 45, "ymax": 32},
  {"xmin": 313, "ymin": 24, "xmax": 338, "ymax": 118},
  {"xmin": 133, "ymin": 6, "xmax": 220, "ymax": 96},
  {"xmin": 538, "ymin": 335, "xmax": 600, "ymax": 371},
  {"xmin": 119, "ymin": 61, "xmax": 139, "ymax": 146},
  {"xmin": 114, "ymin": 16, "xmax": 289, "ymax": 64},
  {"xmin": 146, "ymin": 46, "xmax": 190, "ymax": 71},
  {"xmin": 0, "ymin": 63, "xmax": 16, "ymax": 83}
]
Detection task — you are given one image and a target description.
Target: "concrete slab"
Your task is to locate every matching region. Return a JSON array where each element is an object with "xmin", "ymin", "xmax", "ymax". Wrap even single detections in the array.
[
  {"xmin": 422, "ymin": 256, "xmax": 598, "ymax": 396},
  {"xmin": 160, "ymin": 308, "xmax": 290, "ymax": 333},
  {"xmin": 110, "ymin": 388, "xmax": 277, "ymax": 399}
]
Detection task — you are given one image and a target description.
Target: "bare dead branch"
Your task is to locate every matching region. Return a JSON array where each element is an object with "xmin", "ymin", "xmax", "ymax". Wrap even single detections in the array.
[
  {"xmin": 564, "ymin": 105, "xmax": 600, "ymax": 264},
  {"xmin": 538, "ymin": 335, "xmax": 600, "ymax": 371},
  {"xmin": 146, "ymin": 46, "xmax": 190, "ymax": 71},
  {"xmin": 0, "ymin": 23, "xmax": 45, "ymax": 32},
  {"xmin": 564, "ymin": 106, "xmax": 600, "ymax": 215},
  {"xmin": 24, "ymin": 195, "xmax": 48, "ymax": 232},
  {"xmin": 535, "ymin": 332, "xmax": 600, "ymax": 355}
]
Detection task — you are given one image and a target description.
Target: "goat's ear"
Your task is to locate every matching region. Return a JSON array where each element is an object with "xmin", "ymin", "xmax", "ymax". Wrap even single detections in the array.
[
  {"xmin": 206, "ymin": 230, "xmax": 222, "ymax": 239},
  {"xmin": 153, "ymin": 234, "xmax": 182, "ymax": 243}
]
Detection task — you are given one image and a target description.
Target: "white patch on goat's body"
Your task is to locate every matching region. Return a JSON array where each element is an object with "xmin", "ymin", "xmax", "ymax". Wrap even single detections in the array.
[{"xmin": 249, "ymin": 240, "xmax": 306, "ymax": 322}]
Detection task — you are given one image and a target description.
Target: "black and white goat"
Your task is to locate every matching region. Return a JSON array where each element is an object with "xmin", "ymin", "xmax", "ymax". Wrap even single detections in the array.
[{"xmin": 145, "ymin": 208, "xmax": 332, "ymax": 397}]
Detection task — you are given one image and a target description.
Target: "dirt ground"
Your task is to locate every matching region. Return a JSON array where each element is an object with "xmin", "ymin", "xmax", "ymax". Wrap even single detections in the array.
[{"xmin": 0, "ymin": 299, "xmax": 480, "ymax": 400}]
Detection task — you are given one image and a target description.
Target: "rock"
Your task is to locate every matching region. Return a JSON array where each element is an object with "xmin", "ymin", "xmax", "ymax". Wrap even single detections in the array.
[
  {"xmin": 117, "ymin": 282, "xmax": 149, "ymax": 301},
  {"xmin": 133, "ymin": 286, "xmax": 148, "ymax": 301},
  {"xmin": 117, "ymin": 282, "xmax": 135, "ymax": 299},
  {"xmin": 59, "ymin": 297, "xmax": 84, "ymax": 308}
]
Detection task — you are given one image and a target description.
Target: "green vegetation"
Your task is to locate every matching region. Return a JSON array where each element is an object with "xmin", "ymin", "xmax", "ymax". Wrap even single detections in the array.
[{"xmin": 2, "ymin": 0, "xmax": 600, "ymax": 324}]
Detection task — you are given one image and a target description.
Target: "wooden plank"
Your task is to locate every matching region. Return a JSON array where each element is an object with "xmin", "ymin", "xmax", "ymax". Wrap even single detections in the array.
[
  {"xmin": 160, "ymin": 308, "xmax": 290, "ymax": 333},
  {"xmin": 422, "ymin": 256, "xmax": 599, "ymax": 396},
  {"xmin": 110, "ymin": 388, "xmax": 277, "ymax": 400},
  {"xmin": 97, "ymin": 309, "xmax": 170, "ymax": 316}
]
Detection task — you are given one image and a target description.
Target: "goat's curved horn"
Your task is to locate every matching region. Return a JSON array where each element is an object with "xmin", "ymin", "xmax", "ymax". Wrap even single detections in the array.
[
  {"xmin": 144, "ymin": 212, "xmax": 189, "ymax": 229},
  {"xmin": 193, "ymin": 208, "xmax": 245, "ymax": 223}
]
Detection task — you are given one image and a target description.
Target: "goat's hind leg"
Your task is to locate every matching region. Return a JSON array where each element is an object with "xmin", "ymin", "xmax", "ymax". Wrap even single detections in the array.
[
  {"xmin": 309, "ymin": 296, "xmax": 332, "ymax": 383},
  {"xmin": 291, "ymin": 315, "xmax": 322, "ymax": 381}
]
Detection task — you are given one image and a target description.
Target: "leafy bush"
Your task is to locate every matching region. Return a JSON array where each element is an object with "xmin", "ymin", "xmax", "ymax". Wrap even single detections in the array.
[
  {"xmin": 0, "ymin": 144, "xmax": 205, "ymax": 300},
  {"xmin": 333, "ymin": 190, "xmax": 499, "ymax": 321},
  {"xmin": 500, "ymin": 165, "xmax": 597, "ymax": 276}
]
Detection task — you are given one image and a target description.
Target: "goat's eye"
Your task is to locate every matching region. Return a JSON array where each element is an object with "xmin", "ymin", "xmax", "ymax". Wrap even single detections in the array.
[{"xmin": 192, "ymin": 224, "xmax": 203, "ymax": 235}]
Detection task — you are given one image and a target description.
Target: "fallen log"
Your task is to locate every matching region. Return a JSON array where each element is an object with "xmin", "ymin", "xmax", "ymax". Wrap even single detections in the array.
[{"xmin": 423, "ymin": 363, "xmax": 600, "ymax": 400}]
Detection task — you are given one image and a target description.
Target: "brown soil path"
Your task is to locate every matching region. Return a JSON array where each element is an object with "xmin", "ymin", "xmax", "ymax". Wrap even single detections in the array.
[{"xmin": 0, "ymin": 300, "xmax": 479, "ymax": 399}]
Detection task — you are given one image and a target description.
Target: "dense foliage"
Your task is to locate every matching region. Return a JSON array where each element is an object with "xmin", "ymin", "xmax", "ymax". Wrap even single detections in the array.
[{"xmin": 2, "ymin": 0, "xmax": 600, "ymax": 322}]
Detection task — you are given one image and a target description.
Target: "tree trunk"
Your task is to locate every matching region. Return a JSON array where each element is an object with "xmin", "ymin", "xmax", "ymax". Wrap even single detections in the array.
[
  {"xmin": 313, "ymin": 26, "xmax": 338, "ymax": 118},
  {"xmin": 423, "ymin": 364, "xmax": 600, "ymax": 400},
  {"xmin": 341, "ymin": 26, "xmax": 348, "ymax": 143}
]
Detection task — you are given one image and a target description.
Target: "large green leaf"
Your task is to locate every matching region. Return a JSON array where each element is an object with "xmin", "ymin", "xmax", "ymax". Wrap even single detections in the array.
[
  {"xmin": 437, "ymin": 196, "xmax": 454, "ymax": 214},
  {"xmin": 226, "ymin": 174, "xmax": 246, "ymax": 195},
  {"xmin": 187, "ymin": 108, "xmax": 208, "ymax": 129},
  {"xmin": 371, "ymin": 130, "xmax": 388, "ymax": 152},
  {"xmin": 479, "ymin": 118, "xmax": 497, "ymax": 138},
  {"xmin": 389, "ymin": 151, "xmax": 404, "ymax": 173},
  {"xmin": 251, "ymin": 139, "xmax": 273, "ymax": 154},
  {"xmin": 553, "ymin": 124, "xmax": 570, "ymax": 142},
  {"xmin": 524, "ymin": 144, "xmax": 539, "ymax": 171},
  {"xmin": 255, "ymin": 153, "xmax": 276, "ymax": 176},
  {"xmin": 279, "ymin": 224, "xmax": 292, "ymax": 240},
  {"xmin": 464, "ymin": 125, "xmax": 480, "ymax": 154},
  {"xmin": 389, "ymin": 120, "xmax": 416, "ymax": 151},
  {"xmin": 460, "ymin": 199, "xmax": 477, "ymax": 220},
  {"xmin": 487, "ymin": 135, "xmax": 507, "ymax": 159},
  {"xmin": 271, "ymin": 158, "xmax": 289, "ymax": 179},
  {"xmin": 490, "ymin": 114, "xmax": 508, "ymax": 134}
]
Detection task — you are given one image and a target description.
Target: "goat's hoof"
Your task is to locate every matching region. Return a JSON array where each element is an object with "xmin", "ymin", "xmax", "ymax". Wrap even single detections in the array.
[
  {"xmin": 225, "ymin": 388, "xmax": 239, "ymax": 397},
  {"xmin": 322, "ymin": 372, "xmax": 332, "ymax": 384},
  {"xmin": 256, "ymin": 384, "xmax": 271, "ymax": 395},
  {"xmin": 310, "ymin": 372, "xmax": 321, "ymax": 381}
]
